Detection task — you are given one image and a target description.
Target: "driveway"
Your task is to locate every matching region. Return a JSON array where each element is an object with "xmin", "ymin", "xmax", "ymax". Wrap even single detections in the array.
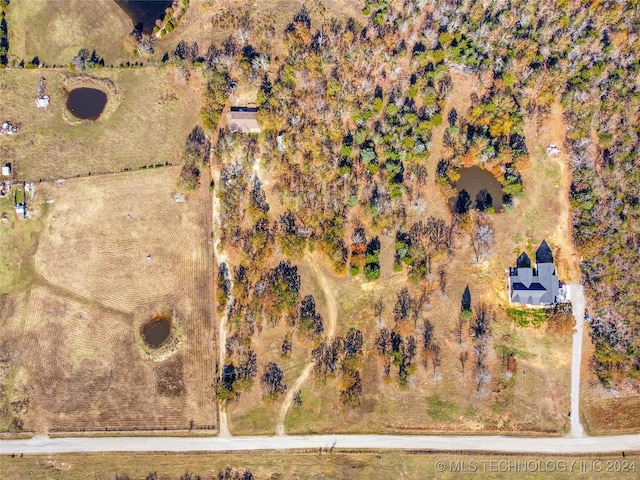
[{"xmin": 568, "ymin": 284, "xmax": 586, "ymax": 437}]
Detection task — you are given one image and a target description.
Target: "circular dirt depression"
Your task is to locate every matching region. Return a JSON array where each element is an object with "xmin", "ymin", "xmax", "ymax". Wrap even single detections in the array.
[
  {"xmin": 137, "ymin": 311, "xmax": 183, "ymax": 362},
  {"xmin": 66, "ymin": 87, "xmax": 108, "ymax": 120}
]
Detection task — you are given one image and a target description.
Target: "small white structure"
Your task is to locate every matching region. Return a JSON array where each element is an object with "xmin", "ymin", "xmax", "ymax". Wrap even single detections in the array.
[
  {"xmin": 547, "ymin": 143, "xmax": 561, "ymax": 156},
  {"xmin": 25, "ymin": 182, "xmax": 35, "ymax": 200},
  {"xmin": 2, "ymin": 165, "xmax": 10, "ymax": 176},
  {"xmin": 35, "ymin": 96, "xmax": 50, "ymax": 109},
  {"xmin": 1, "ymin": 122, "xmax": 18, "ymax": 135}
]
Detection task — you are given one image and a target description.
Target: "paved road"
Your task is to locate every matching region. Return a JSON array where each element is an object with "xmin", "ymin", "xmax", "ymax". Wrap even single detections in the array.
[
  {"xmin": 2, "ymin": 433, "xmax": 639, "ymax": 455},
  {"xmin": 569, "ymin": 284, "xmax": 586, "ymax": 437}
]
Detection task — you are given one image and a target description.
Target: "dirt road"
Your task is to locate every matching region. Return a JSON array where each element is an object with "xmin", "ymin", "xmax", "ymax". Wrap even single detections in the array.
[
  {"xmin": 569, "ymin": 284, "xmax": 586, "ymax": 437},
  {"xmin": 211, "ymin": 168, "xmax": 232, "ymax": 438},
  {"xmin": 2, "ymin": 433, "xmax": 638, "ymax": 455},
  {"xmin": 275, "ymin": 254, "xmax": 338, "ymax": 435}
]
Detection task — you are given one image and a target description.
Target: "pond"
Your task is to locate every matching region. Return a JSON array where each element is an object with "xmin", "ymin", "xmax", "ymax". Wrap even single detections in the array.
[
  {"xmin": 452, "ymin": 166, "xmax": 504, "ymax": 212},
  {"xmin": 115, "ymin": 0, "xmax": 173, "ymax": 34},
  {"xmin": 66, "ymin": 88, "xmax": 108, "ymax": 120},
  {"xmin": 141, "ymin": 315, "xmax": 172, "ymax": 348}
]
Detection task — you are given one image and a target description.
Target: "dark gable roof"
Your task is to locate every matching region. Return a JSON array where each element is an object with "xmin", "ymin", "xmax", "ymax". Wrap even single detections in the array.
[
  {"xmin": 516, "ymin": 252, "xmax": 531, "ymax": 268},
  {"xmin": 535, "ymin": 239, "xmax": 554, "ymax": 264}
]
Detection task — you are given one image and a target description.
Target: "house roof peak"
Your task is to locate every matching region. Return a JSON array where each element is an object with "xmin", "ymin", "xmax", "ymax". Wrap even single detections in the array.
[
  {"xmin": 535, "ymin": 239, "xmax": 554, "ymax": 264},
  {"xmin": 516, "ymin": 252, "xmax": 531, "ymax": 268}
]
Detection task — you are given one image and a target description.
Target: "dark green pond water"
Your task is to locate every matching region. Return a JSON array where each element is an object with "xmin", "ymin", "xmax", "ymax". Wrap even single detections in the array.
[
  {"xmin": 142, "ymin": 316, "xmax": 171, "ymax": 348},
  {"xmin": 453, "ymin": 166, "xmax": 504, "ymax": 211},
  {"xmin": 116, "ymin": 1, "xmax": 173, "ymax": 34},
  {"xmin": 66, "ymin": 88, "xmax": 107, "ymax": 120}
]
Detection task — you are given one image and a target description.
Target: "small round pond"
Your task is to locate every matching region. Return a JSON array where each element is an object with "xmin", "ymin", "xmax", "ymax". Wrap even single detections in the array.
[
  {"xmin": 141, "ymin": 315, "xmax": 172, "ymax": 349},
  {"xmin": 452, "ymin": 166, "xmax": 504, "ymax": 212},
  {"xmin": 66, "ymin": 88, "xmax": 108, "ymax": 120}
]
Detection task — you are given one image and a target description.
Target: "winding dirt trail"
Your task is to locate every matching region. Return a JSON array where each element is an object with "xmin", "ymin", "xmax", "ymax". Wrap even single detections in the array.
[{"xmin": 275, "ymin": 254, "xmax": 338, "ymax": 435}]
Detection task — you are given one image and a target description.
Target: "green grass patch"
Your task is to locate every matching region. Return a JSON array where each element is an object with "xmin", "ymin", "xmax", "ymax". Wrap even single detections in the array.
[
  {"xmin": 506, "ymin": 307, "xmax": 549, "ymax": 328},
  {"xmin": 0, "ymin": 196, "xmax": 44, "ymax": 294},
  {"xmin": 426, "ymin": 393, "xmax": 458, "ymax": 422}
]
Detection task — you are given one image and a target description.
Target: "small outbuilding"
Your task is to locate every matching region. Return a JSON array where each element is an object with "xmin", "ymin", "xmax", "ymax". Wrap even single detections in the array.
[
  {"xmin": 2, "ymin": 164, "xmax": 10, "ymax": 176},
  {"xmin": 15, "ymin": 203, "xmax": 26, "ymax": 220},
  {"xmin": 227, "ymin": 106, "xmax": 261, "ymax": 134},
  {"xmin": 35, "ymin": 96, "xmax": 50, "ymax": 109}
]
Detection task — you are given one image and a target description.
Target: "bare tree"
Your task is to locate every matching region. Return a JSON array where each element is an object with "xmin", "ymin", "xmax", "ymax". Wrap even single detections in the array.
[
  {"xmin": 261, "ymin": 362, "xmax": 287, "ymax": 398},
  {"xmin": 411, "ymin": 288, "xmax": 427, "ymax": 327},
  {"xmin": 459, "ymin": 348, "xmax": 469, "ymax": 375},
  {"xmin": 373, "ymin": 297, "xmax": 384, "ymax": 324},
  {"xmin": 471, "ymin": 215, "xmax": 494, "ymax": 263},
  {"xmin": 430, "ymin": 343, "xmax": 442, "ymax": 379},
  {"xmin": 475, "ymin": 363, "xmax": 491, "ymax": 392},
  {"xmin": 438, "ymin": 266, "xmax": 447, "ymax": 294},
  {"xmin": 422, "ymin": 320, "xmax": 434, "ymax": 350},
  {"xmin": 393, "ymin": 287, "xmax": 413, "ymax": 322},
  {"xmin": 455, "ymin": 316, "xmax": 465, "ymax": 344}
]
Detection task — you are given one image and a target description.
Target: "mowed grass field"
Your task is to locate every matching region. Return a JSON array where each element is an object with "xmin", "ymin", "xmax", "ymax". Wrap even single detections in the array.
[
  {"xmin": 1, "ymin": 451, "xmax": 638, "ymax": 480},
  {"xmin": 0, "ymin": 168, "xmax": 217, "ymax": 433},
  {"xmin": 0, "ymin": 68, "xmax": 202, "ymax": 181},
  {"xmin": 5, "ymin": 0, "xmax": 134, "ymax": 66}
]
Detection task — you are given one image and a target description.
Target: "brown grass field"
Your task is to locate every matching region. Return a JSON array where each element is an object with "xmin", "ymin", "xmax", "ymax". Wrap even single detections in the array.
[
  {"xmin": 0, "ymin": 68, "xmax": 202, "ymax": 181},
  {"xmin": 6, "ymin": 0, "xmax": 134, "ymax": 66},
  {"xmin": 1, "ymin": 451, "xmax": 639, "ymax": 480},
  {"xmin": 158, "ymin": 0, "xmax": 366, "ymax": 59},
  {"xmin": 0, "ymin": 168, "xmax": 216, "ymax": 433}
]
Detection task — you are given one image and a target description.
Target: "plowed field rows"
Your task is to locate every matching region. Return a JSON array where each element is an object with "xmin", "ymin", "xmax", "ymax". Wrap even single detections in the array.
[{"xmin": 9, "ymin": 168, "xmax": 216, "ymax": 433}]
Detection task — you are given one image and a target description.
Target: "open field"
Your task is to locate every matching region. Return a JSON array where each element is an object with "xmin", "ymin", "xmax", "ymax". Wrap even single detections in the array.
[
  {"xmin": 5, "ymin": 0, "xmax": 134, "ymax": 66},
  {"xmin": 0, "ymin": 68, "xmax": 202, "ymax": 181},
  {"xmin": 0, "ymin": 168, "xmax": 216, "ymax": 433},
  {"xmin": 1, "ymin": 450, "xmax": 638, "ymax": 480},
  {"xmin": 582, "ymin": 385, "xmax": 640, "ymax": 435}
]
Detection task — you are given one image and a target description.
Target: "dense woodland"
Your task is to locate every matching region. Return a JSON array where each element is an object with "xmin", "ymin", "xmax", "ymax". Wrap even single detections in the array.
[{"xmin": 198, "ymin": 0, "xmax": 640, "ymax": 397}]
